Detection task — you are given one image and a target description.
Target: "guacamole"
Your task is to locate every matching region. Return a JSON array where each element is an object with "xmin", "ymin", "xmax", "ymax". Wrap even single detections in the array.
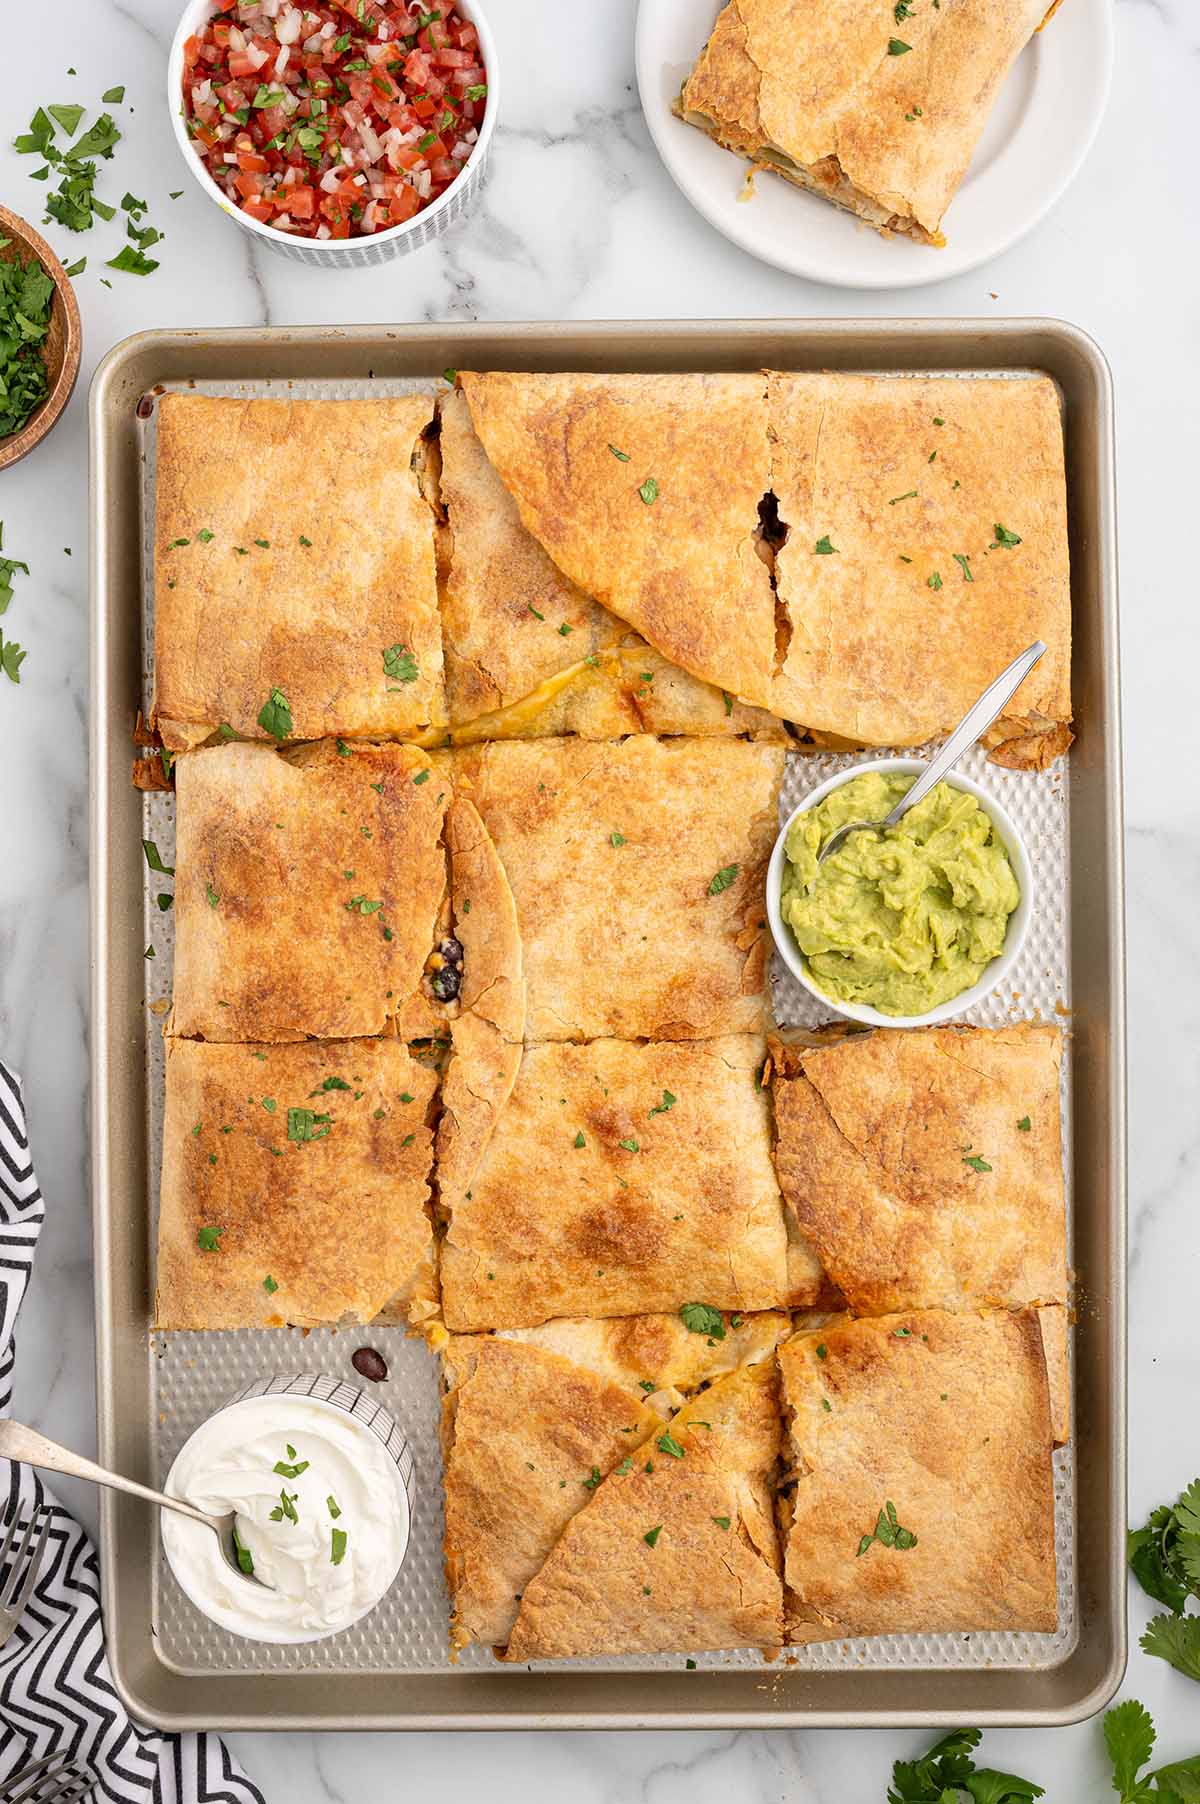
[{"xmin": 780, "ymin": 771, "xmax": 1020, "ymax": 1017}]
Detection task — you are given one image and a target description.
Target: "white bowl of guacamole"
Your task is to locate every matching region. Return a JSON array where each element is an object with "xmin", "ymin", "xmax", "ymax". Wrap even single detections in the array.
[{"xmin": 767, "ymin": 759, "xmax": 1034, "ymax": 1029}]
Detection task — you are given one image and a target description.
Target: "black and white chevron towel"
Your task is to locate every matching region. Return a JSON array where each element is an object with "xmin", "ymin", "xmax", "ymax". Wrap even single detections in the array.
[{"xmin": 0, "ymin": 1061, "xmax": 266, "ymax": 1804}]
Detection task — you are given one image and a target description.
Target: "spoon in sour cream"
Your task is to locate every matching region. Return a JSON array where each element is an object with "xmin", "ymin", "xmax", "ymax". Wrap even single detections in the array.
[{"xmin": 0, "ymin": 1418, "xmax": 260, "ymax": 1585}]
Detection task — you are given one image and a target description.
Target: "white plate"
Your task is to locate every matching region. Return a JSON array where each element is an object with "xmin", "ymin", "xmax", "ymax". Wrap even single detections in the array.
[{"xmin": 635, "ymin": 0, "xmax": 1113, "ymax": 289}]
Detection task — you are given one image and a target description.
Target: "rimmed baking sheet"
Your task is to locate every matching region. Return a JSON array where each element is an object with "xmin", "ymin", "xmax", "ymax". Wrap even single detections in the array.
[{"xmin": 91, "ymin": 320, "xmax": 1124, "ymax": 1729}]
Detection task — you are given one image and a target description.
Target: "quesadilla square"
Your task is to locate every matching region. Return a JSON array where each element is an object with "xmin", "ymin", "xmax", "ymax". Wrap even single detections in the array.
[
  {"xmin": 170, "ymin": 739, "xmax": 449, "ymax": 1043},
  {"xmin": 439, "ymin": 1034, "xmax": 819, "ymax": 1330},
  {"xmin": 153, "ymin": 394, "xmax": 444, "ymax": 749},
  {"xmin": 451, "ymin": 735, "xmax": 785, "ymax": 1043},
  {"xmin": 677, "ymin": 0, "xmax": 1061, "ymax": 247},
  {"xmin": 155, "ymin": 1036, "xmax": 438, "ymax": 1331},
  {"xmin": 780, "ymin": 1309, "xmax": 1058, "ymax": 1640},
  {"xmin": 503, "ymin": 1359, "xmax": 785, "ymax": 1659},
  {"xmin": 770, "ymin": 1025, "xmax": 1067, "ymax": 1317},
  {"xmin": 768, "ymin": 372, "xmax": 1072, "ymax": 759},
  {"xmin": 438, "ymin": 388, "xmax": 783, "ymax": 741},
  {"xmin": 458, "ymin": 371, "xmax": 778, "ymax": 709},
  {"xmin": 440, "ymin": 1310, "xmax": 788, "ymax": 1651}
]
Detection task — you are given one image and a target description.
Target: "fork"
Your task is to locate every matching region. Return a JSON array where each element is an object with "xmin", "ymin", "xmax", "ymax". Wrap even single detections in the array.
[
  {"xmin": 0, "ymin": 1503, "xmax": 50, "ymax": 1650},
  {"xmin": 0, "ymin": 1754, "xmax": 92, "ymax": 1804}
]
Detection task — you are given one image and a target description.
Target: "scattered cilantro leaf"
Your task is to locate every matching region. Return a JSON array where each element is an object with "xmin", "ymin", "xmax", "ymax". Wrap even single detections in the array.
[
  {"xmin": 814, "ymin": 535, "xmax": 838, "ymax": 555},
  {"xmin": 679, "ymin": 1302, "xmax": 725, "ymax": 1339},
  {"xmin": 708, "ymin": 864, "xmax": 738, "ymax": 895},
  {"xmin": 196, "ymin": 1225, "xmax": 223, "ymax": 1252},
  {"xmin": 257, "ymin": 686, "xmax": 293, "ymax": 739},
  {"xmin": 383, "ymin": 643, "xmax": 418, "ymax": 683}
]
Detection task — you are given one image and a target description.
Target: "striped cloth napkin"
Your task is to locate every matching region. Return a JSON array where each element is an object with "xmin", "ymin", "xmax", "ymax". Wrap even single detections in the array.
[{"xmin": 0, "ymin": 1059, "xmax": 266, "ymax": 1803}]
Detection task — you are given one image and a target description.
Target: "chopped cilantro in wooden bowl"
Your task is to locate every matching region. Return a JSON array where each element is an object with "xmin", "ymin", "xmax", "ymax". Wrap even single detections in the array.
[{"xmin": 0, "ymin": 205, "xmax": 81, "ymax": 472}]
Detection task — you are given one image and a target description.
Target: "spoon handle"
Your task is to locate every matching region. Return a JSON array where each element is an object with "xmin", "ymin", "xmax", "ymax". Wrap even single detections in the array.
[
  {"xmin": 884, "ymin": 640, "xmax": 1047, "ymax": 826},
  {"xmin": 0, "ymin": 1419, "xmax": 219, "ymax": 1534}
]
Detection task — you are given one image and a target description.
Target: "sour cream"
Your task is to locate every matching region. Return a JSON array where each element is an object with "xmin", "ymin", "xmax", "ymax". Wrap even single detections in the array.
[{"xmin": 161, "ymin": 1393, "xmax": 410, "ymax": 1644}]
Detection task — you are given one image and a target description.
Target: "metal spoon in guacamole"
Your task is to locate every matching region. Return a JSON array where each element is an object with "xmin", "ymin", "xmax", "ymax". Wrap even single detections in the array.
[{"xmin": 817, "ymin": 640, "xmax": 1046, "ymax": 863}]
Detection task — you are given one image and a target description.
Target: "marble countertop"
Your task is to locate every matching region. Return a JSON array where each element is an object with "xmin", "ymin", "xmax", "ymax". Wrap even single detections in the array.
[{"xmin": 1, "ymin": 0, "xmax": 1197, "ymax": 1794}]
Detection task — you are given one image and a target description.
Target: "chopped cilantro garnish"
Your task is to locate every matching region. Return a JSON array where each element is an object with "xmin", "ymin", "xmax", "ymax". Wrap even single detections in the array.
[
  {"xmin": 814, "ymin": 535, "xmax": 838, "ymax": 555},
  {"xmin": 196, "ymin": 1225, "xmax": 223, "ymax": 1252},
  {"xmin": 257, "ymin": 687, "xmax": 293, "ymax": 740},
  {"xmin": 708, "ymin": 864, "xmax": 738, "ymax": 895},
  {"xmin": 679, "ymin": 1302, "xmax": 725, "ymax": 1339}
]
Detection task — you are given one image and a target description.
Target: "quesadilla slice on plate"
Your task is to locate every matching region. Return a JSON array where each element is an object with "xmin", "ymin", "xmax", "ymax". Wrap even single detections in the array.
[{"xmin": 676, "ymin": 0, "xmax": 1062, "ymax": 246}]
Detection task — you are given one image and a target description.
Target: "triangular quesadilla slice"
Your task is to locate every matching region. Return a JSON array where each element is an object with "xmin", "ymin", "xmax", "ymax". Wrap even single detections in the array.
[
  {"xmin": 503, "ymin": 1358, "xmax": 785, "ymax": 1659},
  {"xmin": 440, "ymin": 1311, "xmax": 787, "ymax": 1651}
]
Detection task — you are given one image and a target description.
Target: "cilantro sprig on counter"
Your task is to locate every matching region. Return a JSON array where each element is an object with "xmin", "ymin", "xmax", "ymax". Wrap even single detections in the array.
[
  {"xmin": 1129, "ymin": 1474, "xmax": 1200, "ymax": 1680},
  {"xmin": 887, "ymin": 1727, "xmax": 1042, "ymax": 1802},
  {"xmin": 891, "ymin": 1705, "xmax": 1200, "ymax": 1803},
  {"xmin": 12, "ymin": 96, "xmax": 164, "ymax": 276},
  {"xmin": 0, "ymin": 526, "xmax": 30, "ymax": 687}
]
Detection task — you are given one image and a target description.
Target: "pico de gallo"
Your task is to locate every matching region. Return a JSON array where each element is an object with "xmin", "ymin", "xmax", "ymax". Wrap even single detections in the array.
[{"xmin": 180, "ymin": 1, "xmax": 488, "ymax": 239}]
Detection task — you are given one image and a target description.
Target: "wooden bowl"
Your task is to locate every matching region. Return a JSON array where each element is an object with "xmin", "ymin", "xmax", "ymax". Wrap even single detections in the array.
[{"xmin": 0, "ymin": 204, "xmax": 82, "ymax": 472}]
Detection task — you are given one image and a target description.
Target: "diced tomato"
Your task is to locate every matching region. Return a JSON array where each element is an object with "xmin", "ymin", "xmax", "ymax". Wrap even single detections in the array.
[{"xmin": 181, "ymin": 0, "xmax": 484, "ymax": 239}]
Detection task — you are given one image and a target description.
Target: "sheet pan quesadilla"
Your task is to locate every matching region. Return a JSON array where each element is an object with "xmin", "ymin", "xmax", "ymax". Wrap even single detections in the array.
[
  {"xmin": 451, "ymin": 735, "xmax": 785, "ymax": 1043},
  {"xmin": 502, "ymin": 1358, "xmax": 786, "ymax": 1659},
  {"xmin": 438, "ymin": 390, "xmax": 783, "ymax": 741},
  {"xmin": 439, "ymin": 1034, "xmax": 819, "ymax": 1330},
  {"xmin": 440, "ymin": 1310, "xmax": 788, "ymax": 1650}
]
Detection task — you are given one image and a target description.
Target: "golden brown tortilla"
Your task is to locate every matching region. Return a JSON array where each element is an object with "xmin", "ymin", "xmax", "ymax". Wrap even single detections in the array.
[
  {"xmin": 156, "ymin": 1037, "xmax": 438, "ymax": 1330},
  {"xmin": 169, "ymin": 739, "xmax": 449, "ymax": 1042},
  {"xmin": 439, "ymin": 1035, "xmax": 813, "ymax": 1330},
  {"xmin": 451, "ymin": 735, "xmax": 785, "ymax": 1043},
  {"xmin": 503, "ymin": 1360, "xmax": 785, "ymax": 1659},
  {"xmin": 780, "ymin": 1309, "xmax": 1058, "ymax": 1640},
  {"xmin": 770, "ymin": 1025, "xmax": 1068, "ymax": 1317},
  {"xmin": 153, "ymin": 394, "xmax": 443, "ymax": 747}
]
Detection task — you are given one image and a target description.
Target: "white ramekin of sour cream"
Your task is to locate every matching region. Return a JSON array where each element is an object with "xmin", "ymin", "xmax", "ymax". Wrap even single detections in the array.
[{"xmin": 161, "ymin": 1373, "xmax": 414, "ymax": 1645}]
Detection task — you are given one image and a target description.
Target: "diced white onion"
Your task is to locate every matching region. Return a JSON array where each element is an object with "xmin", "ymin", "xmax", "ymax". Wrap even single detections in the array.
[
  {"xmin": 303, "ymin": 31, "xmax": 324, "ymax": 52},
  {"xmin": 275, "ymin": 5, "xmax": 303, "ymax": 42},
  {"xmin": 319, "ymin": 168, "xmax": 341, "ymax": 192},
  {"xmin": 316, "ymin": 223, "xmax": 331, "ymax": 239},
  {"xmin": 244, "ymin": 39, "xmax": 269, "ymax": 70},
  {"xmin": 273, "ymin": 44, "xmax": 290, "ymax": 77},
  {"xmin": 228, "ymin": 24, "xmax": 247, "ymax": 50},
  {"xmin": 358, "ymin": 120, "xmax": 384, "ymax": 162},
  {"xmin": 194, "ymin": 77, "xmax": 214, "ymax": 105}
]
